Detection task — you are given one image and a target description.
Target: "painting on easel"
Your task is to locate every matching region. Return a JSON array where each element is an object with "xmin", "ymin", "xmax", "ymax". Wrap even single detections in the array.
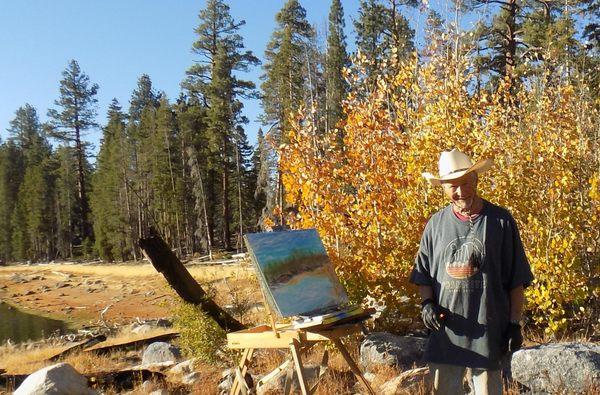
[{"xmin": 244, "ymin": 229, "xmax": 349, "ymax": 318}]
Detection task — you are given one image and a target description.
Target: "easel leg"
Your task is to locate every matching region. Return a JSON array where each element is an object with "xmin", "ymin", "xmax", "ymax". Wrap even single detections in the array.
[
  {"xmin": 230, "ymin": 348, "xmax": 254, "ymax": 395},
  {"xmin": 290, "ymin": 339, "xmax": 311, "ymax": 395},
  {"xmin": 332, "ymin": 339, "xmax": 375, "ymax": 395}
]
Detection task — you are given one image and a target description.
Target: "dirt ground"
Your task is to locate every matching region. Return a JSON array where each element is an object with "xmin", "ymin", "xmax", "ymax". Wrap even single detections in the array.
[{"xmin": 0, "ymin": 261, "xmax": 259, "ymax": 328}]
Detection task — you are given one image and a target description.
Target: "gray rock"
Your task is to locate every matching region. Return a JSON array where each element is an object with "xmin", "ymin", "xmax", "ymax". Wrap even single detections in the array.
[
  {"xmin": 14, "ymin": 362, "xmax": 97, "ymax": 395},
  {"xmin": 182, "ymin": 371, "xmax": 202, "ymax": 385},
  {"xmin": 142, "ymin": 342, "xmax": 182, "ymax": 366},
  {"xmin": 256, "ymin": 364, "xmax": 321, "ymax": 395},
  {"xmin": 169, "ymin": 359, "xmax": 196, "ymax": 375},
  {"xmin": 378, "ymin": 367, "xmax": 430, "ymax": 395},
  {"xmin": 360, "ymin": 332, "xmax": 427, "ymax": 370},
  {"xmin": 149, "ymin": 390, "xmax": 169, "ymax": 395},
  {"xmin": 511, "ymin": 342, "xmax": 600, "ymax": 394}
]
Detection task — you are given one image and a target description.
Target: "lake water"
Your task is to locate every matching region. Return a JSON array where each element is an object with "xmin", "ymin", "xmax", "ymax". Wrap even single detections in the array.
[{"xmin": 0, "ymin": 303, "xmax": 69, "ymax": 344}]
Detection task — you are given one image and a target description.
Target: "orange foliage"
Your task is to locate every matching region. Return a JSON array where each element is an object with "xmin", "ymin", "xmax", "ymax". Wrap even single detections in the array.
[{"xmin": 279, "ymin": 45, "xmax": 599, "ymax": 333}]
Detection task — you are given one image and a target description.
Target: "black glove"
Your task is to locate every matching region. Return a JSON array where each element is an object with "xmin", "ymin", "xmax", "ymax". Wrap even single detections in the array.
[
  {"xmin": 505, "ymin": 322, "xmax": 523, "ymax": 353},
  {"xmin": 421, "ymin": 299, "xmax": 444, "ymax": 330}
]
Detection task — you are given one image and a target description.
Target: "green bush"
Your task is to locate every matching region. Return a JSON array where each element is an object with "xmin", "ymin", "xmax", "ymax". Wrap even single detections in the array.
[{"xmin": 173, "ymin": 302, "xmax": 228, "ymax": 364}]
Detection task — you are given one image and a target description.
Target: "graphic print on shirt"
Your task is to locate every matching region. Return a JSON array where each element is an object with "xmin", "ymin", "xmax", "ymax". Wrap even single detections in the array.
[{"xmin": 444, "ymin": 236, "xmax": 485, "ymax": 279}]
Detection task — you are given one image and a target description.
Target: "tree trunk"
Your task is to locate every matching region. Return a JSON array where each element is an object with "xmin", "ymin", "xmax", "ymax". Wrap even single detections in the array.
[
  {"xmin": 222, "ymin": 136, "xmax": 232, "ymax": 250},
  {"xmin": 139, "ymin": 228, "xmax": 244, "ymax": 331}
]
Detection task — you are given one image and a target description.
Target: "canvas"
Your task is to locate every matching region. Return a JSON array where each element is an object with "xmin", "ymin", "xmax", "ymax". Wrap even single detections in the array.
[{"xmin": 244, "ymin": 229, "xmax": 349, "ymax": 318}]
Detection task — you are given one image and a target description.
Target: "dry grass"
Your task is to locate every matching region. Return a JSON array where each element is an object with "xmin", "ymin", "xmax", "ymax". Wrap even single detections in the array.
[
  {"xmin": 0, "ymin": 261, "xmax": 254, "ymax": 283},
  {"xmin": 0, "ymin": 327, "xmax": 174, "ymax": 374}
]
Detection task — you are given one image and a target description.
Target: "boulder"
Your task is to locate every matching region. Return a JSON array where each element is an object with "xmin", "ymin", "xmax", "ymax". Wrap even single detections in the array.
[
  {"xmin": 169, "ymin": 359, "xmax": 196, "ymax": 375},
  {"xmin": 511, "ymin": 342, "xmax": 600, "ymax": 394},
  {"xmin": 378, "ymin": 367, "xmax": 430, "ymax": 395},
  {"xmin": 142, "ymin": 342, "xmax": 181, "ymax": 366},
  {"xmin": 14, "ymin": 362, "xmax": 96, "ymax": 395},
  {"xmin": 360, "ymin": 332, "xmax": 427, "ymax": 371},
  {"xmin": 182, "ymin": 371, "xmax": 202, "ymax": 385},
  {"xmin": 256, "ymin": 364, "xmax": 321, "ymax": 395}
]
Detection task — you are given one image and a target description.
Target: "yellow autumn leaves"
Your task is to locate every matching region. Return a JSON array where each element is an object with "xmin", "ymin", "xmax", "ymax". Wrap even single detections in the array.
[{"xmin": 279, "ymin": 46, "xmax": 599, "ymax": 333}]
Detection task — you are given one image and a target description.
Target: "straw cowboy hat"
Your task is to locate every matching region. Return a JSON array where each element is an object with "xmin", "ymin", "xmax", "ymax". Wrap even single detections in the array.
[{"xmin": 422, "ymin": 149, "xmax": 493, "ymax": 186}]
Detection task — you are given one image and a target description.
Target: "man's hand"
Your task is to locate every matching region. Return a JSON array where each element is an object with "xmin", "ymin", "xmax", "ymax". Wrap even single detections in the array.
[
  {"xmin": 421, "ymin": 299, "xmax": 444, "ymax": 330},
  {"xmin": 505, "ymin": 322, "xmax": 523, "ymax": 353}
]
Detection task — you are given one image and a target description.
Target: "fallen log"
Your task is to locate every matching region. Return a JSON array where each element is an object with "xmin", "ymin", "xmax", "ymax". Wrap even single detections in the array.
[
  {"xmin": 83, "ymin": 329, "xmax": 179, "ymax": 355},
  {"xmin": 139, "ymin": 228, "xmax": 245, "ymax": 332},
  {"xmin": 47, "ymin": 334, "xmax": 107, "ymax": 361}
]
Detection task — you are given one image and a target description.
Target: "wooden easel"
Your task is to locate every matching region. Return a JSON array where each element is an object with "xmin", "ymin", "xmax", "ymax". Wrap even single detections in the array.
[{"xmin": 227, "ymin": 321, "xmax": 375, "ymax": 395}]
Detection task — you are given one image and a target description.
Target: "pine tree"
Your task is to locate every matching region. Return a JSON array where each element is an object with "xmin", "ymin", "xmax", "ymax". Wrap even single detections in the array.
[
  {"xmin": 183, "ymin": 0, "xmax": 260, "ymax": 102},
  {"xmin": 261, "ymin": 0, "xmax": 315, "ymax": 144},
  {"xmin": 52, "ymin": 145, "xmax": 78, "ymax": 259},
  {"xmin": 91, "ymin": 100, "xmax": 132, "ymax": 261},
  {"xmin": 8, "ymin": 104, "xmax": 54, "ymax": 261},
  {"xmin": 129, "ymin": 74, "xmax": 159, "ymax": 122},
  {"xmin": 128, "ymin": 74, "xmax": 160, "ymax": 245},
  {"xmin": 176, "ymin": 98, "xmax": 213, "ymax": 254},
  {"xmin": 326, "ymin": 0, "xmax": 349, "ymax": 136},
  {"xmin": 151, "ymin": 97, "xmax": 184, "ymax": 253},
  {"xmin": 47, "ymin": 60, "xmax": 99, "ymax": 247},
  {"xmin": 260, "ymin": 0, "xmax": 315, "ymax": 224},
  {"xmin": 184, "ymin": 0, "xmax": 259, "ymax": 250},
  {"xmin": 0, "ymin": 141, "xmax": 24, "ymax": 261},
  {"xmin": 353, "ymin": 0, "xmax": 415, "ymax": 80}
]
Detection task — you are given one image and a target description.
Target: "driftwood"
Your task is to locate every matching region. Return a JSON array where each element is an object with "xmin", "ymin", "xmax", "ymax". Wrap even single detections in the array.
[
  {"xmin": 47, "ymin": 335, "xmax": 106, "ymax": 361},
  {"xmin": 139, "ymin": 228, "xmax": 245, "ymax": 332},
  {"xmin": 83, "ymin": 329, "xmax": 179, "ymax": 355}
]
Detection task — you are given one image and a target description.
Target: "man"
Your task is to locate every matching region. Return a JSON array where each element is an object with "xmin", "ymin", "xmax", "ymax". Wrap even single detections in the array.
[{"xmin": 410, "ymin": 149, "xmax": 534, "ymax": 395}]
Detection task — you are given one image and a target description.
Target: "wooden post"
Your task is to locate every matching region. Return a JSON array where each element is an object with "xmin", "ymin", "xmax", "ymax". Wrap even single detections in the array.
[
  {"xmin": 333, "ymin": 338, "xmax": 375, "ymax": 395},
  {"xmin": 290, "ymin": 339, "xmax": 310, "ymax": 395}
]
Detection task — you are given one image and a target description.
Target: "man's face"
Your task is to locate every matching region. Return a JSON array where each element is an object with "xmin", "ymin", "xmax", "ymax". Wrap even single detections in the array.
[{"xmin": 441, "ymin": 172, "xmax": 478, "ymax": 211}]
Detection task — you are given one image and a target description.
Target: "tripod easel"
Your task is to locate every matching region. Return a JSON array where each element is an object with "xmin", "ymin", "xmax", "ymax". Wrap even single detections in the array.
[{"xmin": 227, "ymin": 321, "xmax": 375, "ymax": 395}]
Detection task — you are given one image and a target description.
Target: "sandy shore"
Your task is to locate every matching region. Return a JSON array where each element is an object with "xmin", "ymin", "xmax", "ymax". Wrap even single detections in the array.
[{"xmin": 0, "ymin": 262, "xmax": 254, "ymax": 328}]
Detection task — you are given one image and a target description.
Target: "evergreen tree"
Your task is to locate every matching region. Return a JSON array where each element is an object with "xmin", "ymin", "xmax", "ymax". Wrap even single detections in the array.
[
  {"xmin": 260, "ymin": 0, "xmax": 315, "ymax": 224},
  {"xmin": 183, "ymin": 0, "xmax": 259, "ymax": 250},
  {"xmin": 206, "ymin": 43, "xmax": 235, "ymax": 249},
  {"xmin": 354, "ymin": 0, "xmax": 415, "ymax": 80},
  {"xmin": 326, "ymin": 0, "xmax": 349, "ymax": 135},
  {"xmin": 52, "ymin": 145, "xmax": 78, "ymax": 259},
  {"xmin": 129, "ymin": 74, "xmax": 159, "ymax": 122},
  {"xmin": 261, "ymin": 0, "xmax": 315, "ymax": 144},
  {"xmin": 0, "ymin": 141, "xmax": 24, "ymax": 261},
  {"xmin": 128, "ymin": 74, "xmax": 160, "ymax": 245},
  {"xmin": 47, "ymin": 60, "xmax": 98, "ymax": 246},
  {"xmin": 183, "ymin": 0, "xmax": 260, "ymax": 102},
  {"xmin": 91, "ymin": 100, "xmax": 132, "ymax": 261},
  {"xmin": 176, "ymin": 98, "xmax": 213, "ymax": 254},
  {"xmin": 8, "ymin": 105, "xmax": 54, "ymax": 261},
  {"xmin": 151, "ymin": 97, "xmax": 184, "ymax": 253}
]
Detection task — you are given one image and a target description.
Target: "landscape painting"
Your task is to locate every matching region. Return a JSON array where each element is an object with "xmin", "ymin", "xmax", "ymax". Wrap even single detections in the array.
[{"xmin": 244, "ymin": 229, "xmax": 349, "ymax": 318}]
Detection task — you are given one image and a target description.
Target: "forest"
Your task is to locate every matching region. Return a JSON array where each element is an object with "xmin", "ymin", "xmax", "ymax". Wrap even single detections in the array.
[{"xmin": 0, "ymin": 0, "xmax": 598, "ymax": 333}]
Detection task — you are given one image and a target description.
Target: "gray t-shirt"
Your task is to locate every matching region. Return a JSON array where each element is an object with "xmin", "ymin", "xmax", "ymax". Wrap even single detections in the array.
[{"xmin": 409, "ymin": 200, "xmax": 533, "ymax": 369}]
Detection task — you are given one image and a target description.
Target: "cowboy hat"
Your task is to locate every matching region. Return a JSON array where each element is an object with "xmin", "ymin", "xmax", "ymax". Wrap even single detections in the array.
[{"xmin": 422, "ymin": 149, "xmax": 493, "ymax": 186}]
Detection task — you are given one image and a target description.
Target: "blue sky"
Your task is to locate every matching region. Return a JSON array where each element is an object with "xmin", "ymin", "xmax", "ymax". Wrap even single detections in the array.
[{"xmin": 0, "ymin": 1, "xmax": 485, "ymax": 156}]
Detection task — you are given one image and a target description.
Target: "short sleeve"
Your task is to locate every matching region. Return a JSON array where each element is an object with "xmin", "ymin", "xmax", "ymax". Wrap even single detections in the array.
[
  {"xmin": 503, "ymin": 215, "xmax": 534, "ymax": 289},
  {"xmin": 409, "ymin": 220, "xmax": 434, "ymax": 286}
]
